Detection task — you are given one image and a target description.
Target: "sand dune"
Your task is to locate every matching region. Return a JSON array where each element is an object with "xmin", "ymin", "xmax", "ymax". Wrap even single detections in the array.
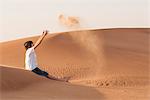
[
  {"xmin": 0, "ymin": 28, "xmax": 150, "ymax": 100},
  {"xmin": 0, "ymin": 66, "xmax": 104, "ymax": 100}
]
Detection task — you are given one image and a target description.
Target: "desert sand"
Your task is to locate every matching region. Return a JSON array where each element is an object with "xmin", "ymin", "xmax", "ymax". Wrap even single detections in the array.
[{"xmin": 0, "ymin": 28, "xmax": 150, "ymax": 100}]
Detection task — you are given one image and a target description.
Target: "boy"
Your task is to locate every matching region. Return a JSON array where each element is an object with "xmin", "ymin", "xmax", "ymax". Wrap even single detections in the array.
[{"xmin": 24, "ymin": 30, "xmax": 69, "ymax": 82}]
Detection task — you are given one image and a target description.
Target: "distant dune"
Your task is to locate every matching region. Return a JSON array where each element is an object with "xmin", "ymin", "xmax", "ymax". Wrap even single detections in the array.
[{"xmin": 0, "ymin": 28, "xmax": 150, "ymax": 100}]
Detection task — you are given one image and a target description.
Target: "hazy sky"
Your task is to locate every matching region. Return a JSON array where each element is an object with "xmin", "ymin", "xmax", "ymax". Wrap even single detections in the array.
[{"xmin": 0, "ymin": 0, "xmax": 149, "ymax": 42}]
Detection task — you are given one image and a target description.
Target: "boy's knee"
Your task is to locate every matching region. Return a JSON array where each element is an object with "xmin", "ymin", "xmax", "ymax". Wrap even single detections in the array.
[{"xmin": 43, "ymin": 71, "xmax": 48, "ymax": 76}]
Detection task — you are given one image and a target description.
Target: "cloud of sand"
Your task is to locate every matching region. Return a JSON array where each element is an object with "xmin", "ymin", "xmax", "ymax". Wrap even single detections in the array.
[
  {"xmin": 58, "ymin": 14, "xmax": 105, "ymax": 76},
  {"xmin": 58, "ymin": 14, "xmax": 80, "ymax": 28},
  {"xmin": 71, "ymin": 31, "xmax": 105, "ymax": 62}
]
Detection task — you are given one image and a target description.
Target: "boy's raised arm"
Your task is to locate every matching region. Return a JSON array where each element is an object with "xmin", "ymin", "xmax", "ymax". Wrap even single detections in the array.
[{"xmin": 33, "ymin": 30, "xmax": 48, "ymax": 49}]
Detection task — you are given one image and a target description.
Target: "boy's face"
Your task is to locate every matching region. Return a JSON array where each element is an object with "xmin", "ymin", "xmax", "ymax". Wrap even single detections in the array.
[{"xmin": 31, "ymin": 43, "xmax": 34, "ymax": 47}]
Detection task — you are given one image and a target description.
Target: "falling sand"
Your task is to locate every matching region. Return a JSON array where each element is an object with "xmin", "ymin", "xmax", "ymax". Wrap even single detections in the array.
[{"xmin": 58, "ymin": 14, "xmax": 106, "ymax": 78}]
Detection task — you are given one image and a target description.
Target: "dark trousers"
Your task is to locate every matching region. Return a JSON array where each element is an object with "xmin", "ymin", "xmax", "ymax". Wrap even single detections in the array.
[{"xmin": 32, "ymin": 67, "xmax": 49, "ymax": 77}]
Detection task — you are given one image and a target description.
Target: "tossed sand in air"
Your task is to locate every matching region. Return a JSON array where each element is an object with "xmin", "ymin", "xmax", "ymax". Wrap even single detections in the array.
[{"xmin": 58, "ymin": 14, "xmax": 80, "ymax": 27}]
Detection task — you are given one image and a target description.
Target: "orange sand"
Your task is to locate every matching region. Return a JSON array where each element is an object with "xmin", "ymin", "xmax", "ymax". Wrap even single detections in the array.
[{"xmin": 0, "ymin": 28, "xmax": 150, "ymax": 100}]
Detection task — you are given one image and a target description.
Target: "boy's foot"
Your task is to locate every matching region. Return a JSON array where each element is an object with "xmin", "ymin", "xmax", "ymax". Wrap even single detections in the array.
[
  {"xmin": 60, "ymin": 77, "xmax": 70, "ymax": 82},
  {"xmin": 45, "ymin": 75, "xmax": 70, "ymax": 82}
]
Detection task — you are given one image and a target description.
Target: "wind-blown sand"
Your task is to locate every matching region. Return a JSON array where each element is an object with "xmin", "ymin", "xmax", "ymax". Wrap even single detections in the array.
[{"xmin": 0, "ymin": 28, "xmax": 150, "ymax": 100}]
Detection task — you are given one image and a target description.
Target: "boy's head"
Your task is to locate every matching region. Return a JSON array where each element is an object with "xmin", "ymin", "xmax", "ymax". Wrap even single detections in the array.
[{"xmin": 24, "ymin": 41, "xmax": 34, "ymax": 50}]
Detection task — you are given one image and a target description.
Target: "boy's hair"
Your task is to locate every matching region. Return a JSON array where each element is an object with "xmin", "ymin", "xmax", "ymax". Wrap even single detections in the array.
[{"xmin": 24, "ymin": 41, "xmax": 33, "ymax": 50}]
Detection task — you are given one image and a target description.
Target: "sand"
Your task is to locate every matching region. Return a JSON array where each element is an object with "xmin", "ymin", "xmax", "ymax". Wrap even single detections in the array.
[
  {"xmin": 58, "ymin": 14, "xmax": 80, "ymax": 27},
  {"xmin": 0, "ymin": 28, "xmax": 150, "ymax": 100}
]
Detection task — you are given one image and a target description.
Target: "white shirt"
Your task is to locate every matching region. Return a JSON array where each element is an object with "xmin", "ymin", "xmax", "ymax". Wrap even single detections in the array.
[{"xmin": 25, "ymin": 47, "xmax": 38, "ymax": 70}]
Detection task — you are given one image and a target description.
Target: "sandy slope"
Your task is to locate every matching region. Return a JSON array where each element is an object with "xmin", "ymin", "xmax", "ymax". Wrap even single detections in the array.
[
  {"xmin": 1, "ymin": 66, "xmax": 149, "ymax": 100},
  {"xmin": 1, "ymin": 66, "xmax": 104, "ymax": 100},
  {"xmin": 0, "ymin": 28, "xmax": 150, "ymax": 100}
]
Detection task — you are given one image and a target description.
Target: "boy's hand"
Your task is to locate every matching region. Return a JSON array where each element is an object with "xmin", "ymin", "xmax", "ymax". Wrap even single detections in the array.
[
  {"xmin": 34, "ymin": 30, "xmax": 49, "ymax": 49},
  {"xmin": 42, "ymin": 30, "xmax": 48, "ymax": 36}
]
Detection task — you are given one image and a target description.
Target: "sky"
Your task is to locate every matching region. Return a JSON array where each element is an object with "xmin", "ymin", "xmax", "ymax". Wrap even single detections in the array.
[{"xmin": 0, "ymin": 0, "xmax": 149, "ymax": 42}]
